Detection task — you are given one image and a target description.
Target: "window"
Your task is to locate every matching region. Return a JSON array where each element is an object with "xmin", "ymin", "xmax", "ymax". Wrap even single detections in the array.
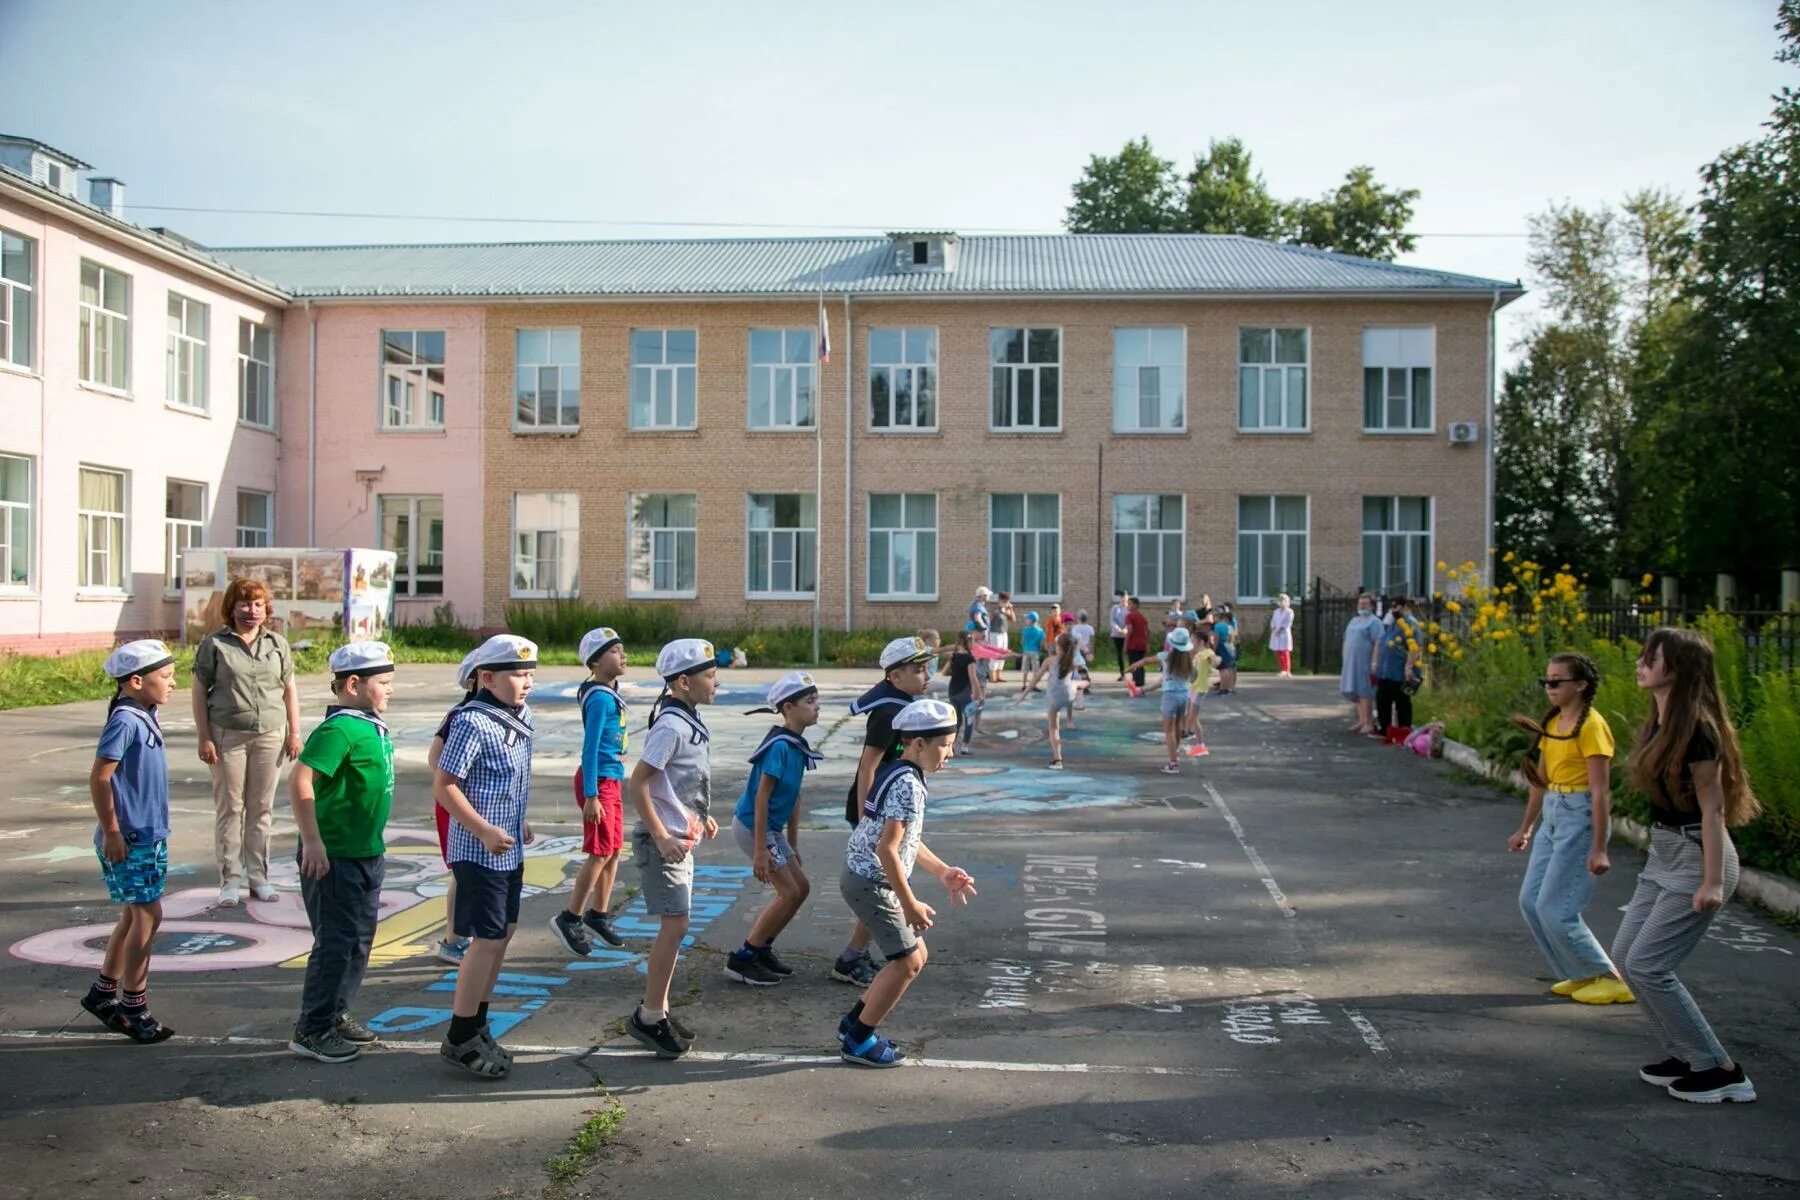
[
  {"xmin": 165, "ymin": 479, "xmax": 206, "ymax": 593},
  {"xmin": 238, "ymin": 320, "xmax": 274, "ymax": 427},
  {"xmin": 868, "ymin": 493, "xmax": 938, "ymax": 599},
  {"xmin": 512, "ymin": 492, "xmax": 579, "ymax": 597},
  {"xmin": 746, "ymin": 493, "xmax": 817, "ymax": 596},
  {"xmin": 1114, "ymin": 494, "xmax": 1184, "ymax": 600},
  {"xmin": 0, "ymin": 453, "xmax": 32, "ymax": 588},
  {"xmin": 77, "ymin": 466, "xmax": 127, "ymax": 590},
  {"xmin": 630, "ymin": 329, "xmax": 697, "ymax": 429},
  {"xmin": 748, "ymin": 329, "xmax": 816, "ymax": 429},
  {"xmin": 235, "ymin": 489, "xmax": 273, "ymax": 547},
  {"xmin": 78, "ymin": 260, "xmax": 130, "ymax": 391},
  {"xmin": 1, "ymin": 230, "xmax": 33, "ymax": 369},
  {"xmin": 1238, "ymin": 328, "xmax": 1308, "ymax": 431},
  {"xmin": 989, "ymin": 493, "xmax": 1061, "ymax": 599},
  {"xmin": 990, "ymin": 328, "xmax": 1061, "ymax": 430},
  {"xmin": 1362, "ymin": 496, "xmax": 1432, "ymax": 596},
  {"xmin": 869, "ymin": 328, "xmax": 938, "ymax": 431},
  {"xmin": 45, "ymin": 161, "xmax": 66, "ymax": 192},
  {"xmin": 1363, "ymin": 328, "xmax": 1435, "ymax": 432},
  {"xmin": 166, "ymin": 294, "xmax": 209, "ymax": 411},
  {"xmin": 378, "ymin": 495, "xmax": 444, "ymax": 596},
  {"xmin": 628, "ymin": 493, "xmax": 698, "ymax": 597},
  {"xmin": 1237, "ymin": 495, "xmax": 1309, "ymax": 601},
  {"xmin": 1114, "ymin": 328, "xmax": 1185, "ymax": 432},
  {"xmin": 515, "ymin": 328, "xmax": 580, "ymax": 431},
  {"xmin": 380, "ymin": 330, "xmax": 445, "ymax": 429}
]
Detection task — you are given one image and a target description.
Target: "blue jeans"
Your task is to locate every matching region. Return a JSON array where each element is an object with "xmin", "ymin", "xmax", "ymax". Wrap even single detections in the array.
[{"xmin": 1517, "ymin": 791, "xmax": 1614, "ymax": 979}]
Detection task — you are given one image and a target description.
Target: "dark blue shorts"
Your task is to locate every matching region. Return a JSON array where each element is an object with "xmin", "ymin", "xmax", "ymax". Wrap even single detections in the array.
[
  {"xmin": 450, "ymin": 861, "xmax": 524, "ymax": 940},
  {"xmin": 98, "ymin": 840, "xmax": 168, "ymax": 905}
]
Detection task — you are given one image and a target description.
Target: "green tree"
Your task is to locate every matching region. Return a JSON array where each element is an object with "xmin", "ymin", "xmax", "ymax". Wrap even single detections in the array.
[
  {"xmin": 1285, "ymin": 166, "xmax": 1421, "ymax": 261},
  {"xmin": 1065, "ymin": 136, "xmax": 1183, "ymax": 233},
  {"xmin": 1182, "ymin": 137, "xmax": 1286, "ymax": 238}
]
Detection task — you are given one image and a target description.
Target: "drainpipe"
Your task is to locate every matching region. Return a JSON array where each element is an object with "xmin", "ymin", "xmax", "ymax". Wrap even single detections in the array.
[
  {"xmin": 306, "ymin": 300, "xmax": 318, "ymax": 545},
  {"xmin": 843, "ymin": 292, "xmax": 853, "ymax": 632},
  {"xmin": 1485, "ymin": 289, "xmax": 1500, "ymax": 590}
]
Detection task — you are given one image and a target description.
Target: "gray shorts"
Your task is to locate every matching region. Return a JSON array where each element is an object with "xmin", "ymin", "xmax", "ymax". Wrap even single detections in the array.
[
  {"xmin": 632, "ymin": 827, "xmax": 694, "ymax": 917},
  {"xmin": 730, "ymin": 816, "xmax": 796, "ymax": 870},
  {"xmin": 839, "ymin": 867, "xmax": 919, "ymax": 960}
]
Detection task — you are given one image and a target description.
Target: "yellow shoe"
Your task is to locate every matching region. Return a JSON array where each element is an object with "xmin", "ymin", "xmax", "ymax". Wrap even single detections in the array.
[
  {"xmin": 1571, "ymin": 977, "xmax": 1636, "ymax": 1005},
  {"xmin": 1550, "ymin": 978, "xmax": 1588, "ymax": 996}
]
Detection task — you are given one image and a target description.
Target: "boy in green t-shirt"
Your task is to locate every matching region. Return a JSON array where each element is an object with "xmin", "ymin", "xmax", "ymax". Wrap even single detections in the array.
[{"xmin": 288, "ymin": 642, "xmax": 397, "ymax": 1063}]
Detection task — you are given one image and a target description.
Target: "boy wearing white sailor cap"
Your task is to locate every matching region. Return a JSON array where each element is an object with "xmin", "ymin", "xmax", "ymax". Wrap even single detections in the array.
[
  {"xmin": 433, "ymin": 634, "xmax": 540, "ymax": 1078},
  {"xmin": 836, "ymin": 697, "xmax": 977, "ymax": 1067},
  {"xmin": 550, "ymin": 627, "xmax": 631, "ymax": 957},
  {"xmin": 287, "ymin": 642, "xmax": 397, "ymax": 1063},
  {"xmin": 427, "ymin": 649, "xmax": 482, "ymax": 966},
  {"xmin": 723, "ymin": 671, "xmax": 824, "ymax": 987},
  {"xmin": 623, "ymin": 637, "xmax": 718, "ymax": 1059},
  {"xmin": 81, "ymin": 640, "xmax": 178, "ymax": 1043}
]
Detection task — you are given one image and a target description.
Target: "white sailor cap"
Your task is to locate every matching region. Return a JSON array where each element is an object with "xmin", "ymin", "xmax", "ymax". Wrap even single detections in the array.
[
  {"xmin": 470, "ymin": 634, "xmax": 539, "ymax": 673},
  {"xmin": 656, "ymin": 637, "xmax": 716, "ymax": 679},
  {"xmin": 879, "ymin": 635, "xmax": 935, "ymax": 670},
  {"xmin": 893, "ymin": 697, "xmax": 960, "ymax": 738},
  {"xmin": 104, "ymin": 639, "xmax": 174, "ymax": 681},
  {"xmin": 329, "ymin": 640, "xmax": 395, "ymax": 678},
  {"xmin": 579, "ymin": 626, "xmax": 623, "ymax": 665},
  {"xmin": 455, "ymin": 649, "xmax": 480, "ymax": 689},
  {"xmin": 748, "ymin": 671, "xmax": 817, "ymax": 713}
]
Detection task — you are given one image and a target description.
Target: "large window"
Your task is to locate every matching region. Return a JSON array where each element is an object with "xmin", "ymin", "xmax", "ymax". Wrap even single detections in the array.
[
  {"xmin": 1363, "ymin": 328, "xmax": 1435, "ymax": 432},
  {"xmin": 1114, "ymin": 328, "xmax": 1185, "ymax": 432},
  {"xmin": 630, "ymin": 329, "xmax": 697, "ymax": 429},
  {"xmin": 990, "ymin": 328, "xmax": 1061, "ymax": 431},
  {"xmin": 1238, "ymin": 495, "xmax": 1309, "ymax": 601},
  {"xmin": 1238, "ymin": 327, "xmax": 1308, "ymax": 431},
  {"xmin": 512, "ymin": 492, "xmax": 579, "ymax": 597},
  {"xmin": 1114, "ymin": 494, "xmax": 1184, "ymax": 601},
  {"xmin": 165, "ymin": 479, "xmax": 206, "ymax": 594},
  {"xmin": 237, "ymin": 320, "xmax": 274, "ymax": 427},
  {"xmin": 236, "ymin": 489, "xmax": 272, "ymax": 547},
  {"xmin": 1, "ymin": 230, "xmax": 33, "ymax": 369},
  {"xmin": 79, "ymin": 261, "xmax": 131, "ymax": 391},
  {"xmin": 378, "ymin": 494, "xmax": 444, "ymax": 596},
  {"xmin": 515, "ymin": 328, "xmax": 580, "ymax": 431},
  {"xmin": 381, "ymin": 330, "xmax": 445, "ymax": 429},
  {"xmin": 868, "ymin": 493, "xmax": 938, "ymax": 599},
  {"xmin": 748, "ymin": 329, "xmax": 817, "ymax": 430},
  {"xmin": 628, "ymin": 493, "xmax": 698, "ymax": 597},
  {"xmin": 990, "ymin": 493, "xmax": 1060, "ymax": 600},
  {"xmin": 1362, "ymin": 496, "xmax": 1432, "ymax": 596},
  {"xmin": 0, "ymin": 453, "xmax": 32, "ymax": 589},
  {"xmin": 166, "ymin": 294, "xmax": 209, "ymax": 412},
  {"xmin": 869, "ymin": 328, "xmax": 937, "ymax": 431},
  {"xmin": 78, "ymin": 466, "xmax": 127, "ymax": 590},
  {"xmin": 746, "ymin": 493, "xmax": 817, "ymax": 597}
]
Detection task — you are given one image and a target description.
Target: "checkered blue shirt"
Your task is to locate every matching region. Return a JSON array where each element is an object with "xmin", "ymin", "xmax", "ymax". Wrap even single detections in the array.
[{"xmin": 439, "ymin": 700, "xmax": 534, "ymax": 870}]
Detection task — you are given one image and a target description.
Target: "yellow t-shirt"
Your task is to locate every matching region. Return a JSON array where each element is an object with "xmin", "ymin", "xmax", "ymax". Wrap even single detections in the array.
[{"xmin": 1538, "ymin": 707, "xmax": 1614, "ymax": 789}]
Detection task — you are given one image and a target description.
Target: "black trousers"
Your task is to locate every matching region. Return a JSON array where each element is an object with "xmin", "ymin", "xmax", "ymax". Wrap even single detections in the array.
[
  {"xmin": 1112, "ymin": 636, "xmax": 1128, "ymax": 675},
  {"xmin": 297, "ymin": 852, "xmax": 384, "ymax": 1035},
  {"xmin": 1375, "ymin": 679, "xmax": 1413, "ymax": 732}
]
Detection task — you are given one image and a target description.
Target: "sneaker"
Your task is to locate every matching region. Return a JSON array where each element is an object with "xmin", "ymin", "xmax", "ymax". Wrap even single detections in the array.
[
  {"xmin": 550, "ymin": 910, "xmax": 595, "ymax": 957},
  {"xmin": 840, "ymin": 1033, "xmax": 905, "ymax": 1068},
  {"xmin": 666, "ymin": 1010, "xmax": 695, "ymax": 1045},
  {"xmin": 831, "ymin": 955, "xmax": 881, "ymax": 986},
  {"xmin": 958, "ymin": 744, "xmax": 973, "ymax": 756},
  {"xmin": 290, "ymin": 1026, "xmax": 362, "ymax": 1063},
  {"xmin": 754, "ymin": 945, "xmax": 795, "ymax": 977},
  {"xmin": 217, "ymin": 883, "xmax": 240, "ymax": 908},
  {"xmin": 1667, "ymin": 1064, "xmax": 1756, "ymax": 1104},
  {"xmin": 334, "ymin": 1014, "xmax": 378, "ymax": 1044},
  {"xmin": 249, "ymin": 882, "xmax": 279, "ymax": 902},
  {"xmin": 436, "ymin": 937, "xmax": 469, "ymax": 965},
  {"xmin": 1160, "ymin": 761, "xmax": 1180, "ymax": 774},
  {"xmin": 1570, "ymin": 977, "xmax": 1636, "ymax": 1005},
  {"xmin": 1048, "ymin": 759, "xmax": 1064, "ymax": 770},
  {"xmin": 1185, "ymin": 743, "xmax": 1210, "ymax": 758},
  {"xmin": 1639, "ymin": 1057, "xmax": 1692, "ymax": 1086},
  {"xmin": 582, "ymin": 911, "xmax": 626, "ymax": 948},
  {"xmin": 626, "ymin": 1010, "xmax": 688, "ymax": 1059},
  {"xmin": 113, "ymin": 1010, "xmax": 175, "ymax": 1044},
  {"xmin": 1550, "ymin": 976, "xmax": 1598, "ymax": 997},
  {"xmin": 723, "ymin": 952, "xmax": 783, "ymax": 987}
]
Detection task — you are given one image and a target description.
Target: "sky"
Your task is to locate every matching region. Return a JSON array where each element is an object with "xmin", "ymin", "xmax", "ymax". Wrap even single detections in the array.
[{"xmin": 2, "ymin": 0, "xmax": 1790, "ymax": 351}]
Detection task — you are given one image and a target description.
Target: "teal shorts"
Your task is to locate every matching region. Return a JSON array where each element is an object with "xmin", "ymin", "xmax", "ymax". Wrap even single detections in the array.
[{"xmin": 98, "ymin": 840, "xmax": 168, "ymax": 905}]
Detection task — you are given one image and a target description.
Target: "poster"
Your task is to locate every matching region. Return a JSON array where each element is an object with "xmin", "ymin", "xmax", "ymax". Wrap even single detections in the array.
[{"xmin": 182, "ymin": 548, "xmax": 398, "ymax": 645}]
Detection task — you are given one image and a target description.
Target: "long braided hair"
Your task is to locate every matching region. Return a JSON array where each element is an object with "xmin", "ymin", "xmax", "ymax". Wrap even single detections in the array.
[{"xmin": 1512, "ymin": 652, "xmax": 1600, "ymax": 789}]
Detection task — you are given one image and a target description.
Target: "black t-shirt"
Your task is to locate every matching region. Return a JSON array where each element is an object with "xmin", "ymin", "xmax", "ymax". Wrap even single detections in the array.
[
  {"xmin": 845, "ymin": 681, "xmax": 910, "ymax": 825},
  {"xmin": 947, "ymin": 652, "xmax": 977, "ymax": 699},
  {"xmin": 1645, "ymin": 720, "xmax": 1720, "ymax": 828}
]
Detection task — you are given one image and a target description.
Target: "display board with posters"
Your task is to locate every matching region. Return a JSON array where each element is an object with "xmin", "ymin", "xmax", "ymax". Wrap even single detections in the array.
[{"xmin": 181, "ymin": 548, "xmax": 397, "ymax": 644}]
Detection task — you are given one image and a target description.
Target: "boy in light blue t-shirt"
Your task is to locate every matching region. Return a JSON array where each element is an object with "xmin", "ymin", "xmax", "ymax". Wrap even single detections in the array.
[{"xmin": 1018, "ymin": 612, "xmax": 1047, "ymax": 690}]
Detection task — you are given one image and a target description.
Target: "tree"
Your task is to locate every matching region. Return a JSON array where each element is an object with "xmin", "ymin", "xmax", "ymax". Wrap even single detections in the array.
[
  {"xmin": 1182, "ymin": 138, "xmax": 1286, "ymax": 239},
  {"xmin": 1065, "ymin": 136, "xmax": 1183, "ymax": 233},
  {"xmin": 1494, "ymin": 328, "xmax": 1614, "ymax": 571},
  {"xmin": 1285, "ymin": 166, "xmax": 1421, "ymax": 261}
]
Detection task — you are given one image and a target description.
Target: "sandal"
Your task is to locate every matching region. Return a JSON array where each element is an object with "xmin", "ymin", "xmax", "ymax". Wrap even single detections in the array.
[
  {"xmin": 441, "ymin": 1031, "xmax": 510, "ymax": 1077},
  {"xmin": 481, "ymin": 1027, "xmax": 514, "ymax": 1066}
]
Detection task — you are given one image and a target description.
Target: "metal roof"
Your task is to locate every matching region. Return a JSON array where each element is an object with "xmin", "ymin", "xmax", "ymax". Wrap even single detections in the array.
[
  {"xmin": 211, "ymin": 234, "xmax": 1523, "ymax": 302},
  {"xmin": 0, "ymin": 133, "xmax": 94, "ymax": 170}
]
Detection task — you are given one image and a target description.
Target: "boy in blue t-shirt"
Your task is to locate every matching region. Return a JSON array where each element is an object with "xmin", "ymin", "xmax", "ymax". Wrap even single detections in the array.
[
  {"xmin": 553, "ymin": 627, "xmax": 631, "ymax": 957},
  {"xmin": 726, "ymin": 672, "xmax": 824, "ymax": 986},
  {"xmin": 83, "ymin": 641, "xmax": 178, "ymax": 1043},
  {"xmin": 1018, "ymin": 612, "xmax": 1047, "ymax": 690}
]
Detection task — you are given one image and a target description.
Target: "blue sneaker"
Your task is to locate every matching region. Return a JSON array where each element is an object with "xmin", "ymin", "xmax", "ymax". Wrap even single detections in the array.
[
  {"xmin": 840, "ymin": 1033, "xmax": 905, "ymax": 1068},
  {"xmin": 436, "ymin": 938, "xmax": 469, "ymax": 966}
]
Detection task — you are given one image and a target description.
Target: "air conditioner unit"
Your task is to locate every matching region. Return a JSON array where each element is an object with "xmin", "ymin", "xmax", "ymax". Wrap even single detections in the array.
[{"xmin": 1448, "ymin": 422, "xmax": 1481, "ymax": 444}]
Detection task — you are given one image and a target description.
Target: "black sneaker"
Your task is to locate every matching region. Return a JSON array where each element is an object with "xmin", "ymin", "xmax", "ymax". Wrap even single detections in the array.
[
  {"xmin": 583, "ymin": 911, "xmax": 626, "ymax": 948},
  {"xmin": 723, "ymin": 953, "xmax": 783, "ymax": 987},
  {"xmin": 550, "ymin": 910, "xmax": 595, "ymax": 957},
  {"xmin": 334, "ymin": 1014, "xmax": 378, "ymax": 1044},
  {"xmin": 1667, "ymin": 1064, "xmax": 1756, "ymax": 1104},
  {"xmin": 626, "ymin": 1010, "xmax": 688, "ymax": 1060},
  {"xmin": 755, "ymin": 945, "xmax": 795, "ymax": 977},
  {"xmin": 666, "ymin": 1010, "xmax": 695, "ymax": 1045},
  {"xmin": 1639, "ymin": 1056, "xmax": 1691, "ymax": 1086},
  {"xmin": 830, "ymin": 954, "xmax": 880, "ymax": 986},
  {"xmin": 290, "ymin": 1026, "xmax": 362, "ymax": 1063}
]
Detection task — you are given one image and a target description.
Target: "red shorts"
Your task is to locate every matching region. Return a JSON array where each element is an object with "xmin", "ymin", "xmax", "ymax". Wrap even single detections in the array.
[
  {"xmin": 435, "ymin": 802, "xmax": 452, "ymax": 863},
  {"xmin": 573, "ymin": 773, "xmax": 625, "ymax": 857}
]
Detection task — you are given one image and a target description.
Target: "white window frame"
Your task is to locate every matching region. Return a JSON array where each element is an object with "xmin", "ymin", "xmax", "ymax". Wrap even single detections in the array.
[
  {"xmin": 1112, "ymin": 494, "xmax": 1185, "ymax": 602},
  {"xmin": 164, "ymin": 478, "xmax": 207, "ymax": 596},
  {"xmin": 235, "ymin": 488, "xmax": 273, "ymax": 547},
  {"xmin": 1113, "ymin": 328, "xmax": 1186, "ymax": 433},
  {"xmin": 237, "ymin": 319, "xmax": 274, "ymax": 428},
  {"xmin": 514, "ymin": 328, "xmax": 581, "ymax": 432},
  {"xmin": 867, "ymin": 492, "xmax": 939, "ymax": 601},
  {"xmin": 629, "ymin": 329, "xmax": 699, "ymax": 430},
  {"xmin": 378, "ymin": 494, "xmax": 445, "ymax": 597},
  {"xmin": 867, "ymin": 328, "xmax": 939, "ymax": 433},
  {"xmin": 1236, "ymin": 495, "xmax": 1311, "ymax": 603},
  {"xmin": 1362, "ymin": 327, "xmax": 1436, "ymax": 434},
  {"xmin": 165, "ymin": 293, "xmax": 209, "ymax": 413},
  {"xmin": 511, "ymin": 492, "xmax": 580, "ymax": 598},
  {"xmin": 379, "ymin": 329, "xmax": 446, "ymax": 430},
  {"xmin": 745, "ymin": 493, "xmax": 818, "ymax": 599},
  {"xmin": 747, "ymin": 328, "xmax": 818, "ymax": 431},
  {"xmin": 1361, "ymin": 495, "xmax": 1434, "ymax": 597},
  {"xmin": 78, "ymin": 260, "xmax": 131, "ymax": 393},
  {"xmin": 627, "ymin": 492, "xmax": 699, "ymax": 599},
  {"xmin": 0, "ymin": 452, "xmax": 34, "ymax": 591},
  {"xmin": 1237, "ymin": 327, "xmax": 1310, "ymax": 433},
  {"xmin": 77, "ymin": 465, "xmax": 128, "ymax": 593},
  {"xmin": 989, "ymin": 327, "xmax": 1063, "ymax": 432},
  {"xmin": 1, "ymin": 228, "xmax": 34, "ymax": 371},
  {"xmin": 989, "ymin": 492, "xmax": 1061, "ymax": 601}
]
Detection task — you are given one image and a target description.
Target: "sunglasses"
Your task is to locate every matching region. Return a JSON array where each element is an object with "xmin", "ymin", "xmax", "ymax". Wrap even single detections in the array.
[{"xmin": 1538, "ymin": 677, "xmax": 1575, "ymax": 688}]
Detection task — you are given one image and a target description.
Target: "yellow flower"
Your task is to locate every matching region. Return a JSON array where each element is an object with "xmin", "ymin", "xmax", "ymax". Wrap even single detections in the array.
[
  {"xmin": 1445, "ymin": 600, "xmax": 1461, "ymax": 614},
  {"xmin": 1503, "ymin": 551, "xmax": 1515, "ymax": 563},
  {"xmin": 1436, "ymin": 561, "xmax": 1447, "ymax": 571},
  {"xmin": 1451, "ymin": 649, "xmax": 1464, "ymax": 661},
  {"xmin": 1427, "ymin": 642, "xmax": 1438, "ymax": 654},
  {"xmin": 1640, "ymin": 573, "xmax": 1654, "ymax": 588},
  {"xmin": 1575, "ymin": 612, "xmax": 1587, "ymax": 623}
]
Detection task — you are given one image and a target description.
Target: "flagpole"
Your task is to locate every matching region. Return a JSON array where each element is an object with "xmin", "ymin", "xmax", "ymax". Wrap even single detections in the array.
[{"xmin": 813, "ymin": 264, "xmax": 826, "ymax": 665}]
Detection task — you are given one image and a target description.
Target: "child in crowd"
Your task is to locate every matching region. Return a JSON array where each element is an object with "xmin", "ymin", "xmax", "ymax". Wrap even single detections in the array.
[
  {"xmin": 944, "ymin": 630, "xmax": 985, "ymax": 756},
  {"xmin": 289, "ymin": 642, "xmax": 397, "ymax": 1064},
  {"xmin": 625, "ymin": 639, "xmax": 719, "ymax": 1058},
  {"xmin": 434, "ymin": 635, "xmax": 540, "ymax": 1078},
  {"xmin": 1126, "ymin": 628, "xmax": 1196, "ymax": 774},
  {"xmin": 1183, "ymin": 634, "xmax": 1220, "ymax": 757},
  {"xmin": 1018, "ymin": 612, "xmax": 1047, "ymax": 689},
  {"xmin": 917, "ymin": 628, "xmax": 942, "ymax": 688},
  {"xmin": 553, "ymin": 628, "xmax": 631, "ymax": 957},
  {"xmin": 1123, "ymin": 597, "xmax": 1151, "ymax": 690},
  {"xmin": 1109, "ymin": 591, "xmax": 1131, "ymax": 681},
  {"xmin": 726, "ymin": 672, "xmax": 824, "ymax": 986},
  {"xmin": 1212, "ymin": 605, "xmax": 1240, "ymax": 694},
  {"xmin": 1020, "ymin": 632, "xmax": 1084, "ymax": 769},
  {"xmin": 1071, "ymin": 610, "xmax": 1096, "ymax": 665},
  {"xmin": 82, "ymin": 641, "xmax": 178, "ymax": 1044},
  {"xmin": 836, "ymin": 698, "xmax": 976, "ymax": 1067},
  {"xmin": 989, "ymin": 592, "xmax": 1013, "ymax": 684},
  {"xmin": 430, "ymin": 651, "xmax": 480, "ymax": 964}
]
